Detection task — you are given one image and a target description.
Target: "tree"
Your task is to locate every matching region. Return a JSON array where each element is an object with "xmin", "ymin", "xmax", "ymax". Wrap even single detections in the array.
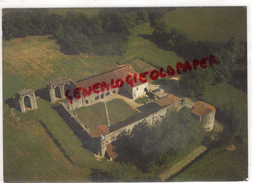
[
  {"xmin": 113, "ymin": 109, "xmax": 204, "ymax": 173},
  {"xmin": 179, "ymin": 68, "xmax": 215, "ymax": 97}
]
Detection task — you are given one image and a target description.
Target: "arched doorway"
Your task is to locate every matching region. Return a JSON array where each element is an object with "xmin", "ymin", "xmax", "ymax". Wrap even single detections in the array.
[
  {"xmin": 24, "ymin": 96, "xmax": 31, "ymax": 109},
  {"xmin": 64, "ymin": 83, "xmax": 71, "ymax": 95},
  {"xmin": 55, "ymin": 86, "xmax": 61, "ymax": 99},
  {"xmin": 101, "ymin": 93, "xmax": 104, "ymax": 99}
]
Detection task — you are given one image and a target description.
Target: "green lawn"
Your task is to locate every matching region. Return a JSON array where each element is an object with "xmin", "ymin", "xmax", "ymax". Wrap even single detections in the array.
[
  {"xmin": 74, "ymin": 102, "xmax": 108, "ymax": 131},
  {"xmin": 107, "ymin": 99, "xmax": 140, "ymax": 126},
  {"xmin": 14, "ymin": 99, "xmax": 110, "ymax": 168},
  {"xmin": 122, "ymin": 23, "xmax": 185, "ymax": 71},
  {"xmin": 3, "ymin": 35, "xmax": 122, "ymax": 101},
  {"xmin": 163, "ymin": 7, "xmax": 246, "ymax": 43},
  {"xmin": 174, "ymin": 141, "xmax": 248, "ymax": 181},
  {"xmin": 4, "ymin": 99, "xmax": 113, "ymax": 181}
]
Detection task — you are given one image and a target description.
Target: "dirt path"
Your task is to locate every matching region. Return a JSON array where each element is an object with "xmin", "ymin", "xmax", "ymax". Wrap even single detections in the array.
[{"xmin": 159, "ymin": 145, "xmax": 208, "ymax": 181}]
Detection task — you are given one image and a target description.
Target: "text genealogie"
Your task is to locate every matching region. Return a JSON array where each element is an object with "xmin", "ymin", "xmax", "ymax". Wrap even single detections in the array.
[{"xmin": 65, "ymin": 55, "xmax": 220, "ymax": 104}]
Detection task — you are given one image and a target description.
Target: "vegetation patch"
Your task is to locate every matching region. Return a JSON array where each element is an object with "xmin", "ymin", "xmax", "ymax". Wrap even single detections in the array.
[
  {"xmin": 14, "ymin": 98, "xmax": 108, "ymax": 168},
  {"xmin": 173, "ymin": 141, "xmax": 247, "ymax": 181},
  {"xmin": 107, "ymin": 99, "xmax": 140, "ymax": 126},
  {"xmin": 112, "ymin": 108, "xmax": 205, "ymax": 173},
  {"xmin": 163, "ymin": 7, "xmax": 246, "ymax": 42},
  {"xmin": 135, "ymin": 96, "xmax": 150, "ymax": 104},
  {"xmin": 75, "ymin": 102, "xmax": 108, "ymax": 131}
]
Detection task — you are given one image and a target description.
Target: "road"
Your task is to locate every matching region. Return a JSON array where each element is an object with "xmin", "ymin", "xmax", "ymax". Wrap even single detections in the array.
[{"xmin": 159, "ymin": 145, "xmax": 208, "ymax": 181}]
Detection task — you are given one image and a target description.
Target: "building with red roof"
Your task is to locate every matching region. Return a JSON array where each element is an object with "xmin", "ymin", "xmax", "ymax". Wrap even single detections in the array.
[
  {"xmin": 192, "ymin": 101, "xmax": 216, "ymax": 131},
  {"xmin": 66, "ymin": 65, "xmax": 149, "ymax": 110}
]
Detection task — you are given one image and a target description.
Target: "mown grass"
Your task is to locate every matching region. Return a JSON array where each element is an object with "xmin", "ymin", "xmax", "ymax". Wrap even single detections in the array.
[
  {"xmin": 107, "ymin": 99, "xmax": 140, "ymax": 126},
  {"xmin": 123, "ymin": 23, "xmax": 185, "ymax": 70},
  {"xmin": 3, "ymin": 35, "xmax": 122, "ymax": 100},
  {"xmin": 14, "ymin": 98, "xmax": 110, "ymax": 168},
  {"xmin": 174, "ymin": 141, "xmax": 248, "ymax": 181},
  {"xmin": 163, "ymin": 7, "xmax": 246, "ymax": 43},
  {"xmin": 74, "ymin": 102, "xmax": 108, "ymax": 131},
  {"xmin": 4, "ymin": 101, "xmax": 113, "ymax": 182}
]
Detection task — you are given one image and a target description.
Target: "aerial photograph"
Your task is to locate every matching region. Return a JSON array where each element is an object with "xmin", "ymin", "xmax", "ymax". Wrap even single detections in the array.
[{"xmin": 2, "ymin": 7, "xmax": 247, "ymax": 182}]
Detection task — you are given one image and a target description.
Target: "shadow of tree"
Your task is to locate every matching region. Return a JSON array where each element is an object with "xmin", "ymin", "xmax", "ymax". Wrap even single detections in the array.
[
  {"xmin": 139, "ymin": 34, "xmax": 216, "ymax": 61},
  {"xmin": 88, "ymin": 168, "xmax": 113, "ymax": 182}
]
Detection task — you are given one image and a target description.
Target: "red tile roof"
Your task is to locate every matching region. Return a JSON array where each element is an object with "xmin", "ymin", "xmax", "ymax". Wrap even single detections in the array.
[
  {"xmin": 76, "ymin": 65, "xmax": 147, "ymax": 89},
  {"xmin": 106, "ymin": 143, "xmax": 117, "ymax": 159},
  {"xmin": 192, "ymin": 101, "xmax": 216, "ymax": 116},
  {"xmin": 89, "ymin": 125, "xmax": 110, "ymax": 138},
  {"xmin": 155, "ymin": 94, "xmax": 180, "ymax": 106}
]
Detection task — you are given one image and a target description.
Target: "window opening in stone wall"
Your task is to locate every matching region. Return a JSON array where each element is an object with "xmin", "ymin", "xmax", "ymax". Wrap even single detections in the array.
[
  {"xmin": 106, "ymin": 91, "xmax": 110, "ymax": 96},
  {"xmin": 55, "ymin": 86, "xmax": 61, "ymax": 99},
  {"xmin": 137, "ymin": 87, "xmax": 138, "ymax": 90},
  {"xmin": 95, "ymin": 95, "xmax": 99, "ymax": 100},
  {"xmin": 101, "ymin": 93, "xmax": 104, "ymax": 99},
  {"xmin": 24, "ymin": 96, "xmax": 31, "ymax": 109},
  {"xmin": 64, "ymin": 83, "xmax": 70, "ymax": 95},
  {"xmin": 86, "ymin": 100, "xmax": 88, "ymax": 104},
  {"xmin": 113, "ymin": 90, "xmax": 116, "ymax": 94}
]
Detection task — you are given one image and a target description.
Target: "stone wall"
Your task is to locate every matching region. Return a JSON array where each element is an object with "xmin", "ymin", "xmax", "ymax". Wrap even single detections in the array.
[
  {"xmin": 60, "ymin": 102, "xmax": 91, "ymax": 133},
  {"xmin": 201, "ymin": 110, "xmax": 216, "ymax": 132},
  {"xmin": 132, "ymin": 82, "xmax": 149, "ymax": 100},
  {"xmin": 103, "ymin": 102, "xmax": 182, "ymax": 144},
  {"xmin": 67, "ymin": 87, "xmax": 119, "ymax": 111}
]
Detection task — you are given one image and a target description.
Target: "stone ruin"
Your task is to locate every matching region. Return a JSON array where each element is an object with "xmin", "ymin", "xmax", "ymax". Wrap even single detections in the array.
[
  {"xmin": 47, "ymin": 77, "xmax": 76, "ymax": 103},
  {"xmin": 14, "ymin": 89, "xmax": 38, "ymax": 113}
]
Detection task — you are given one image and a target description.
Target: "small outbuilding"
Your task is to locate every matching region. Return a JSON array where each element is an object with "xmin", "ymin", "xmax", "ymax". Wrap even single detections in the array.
[{"xmin": 191, "ymin": 101, "xmax": 216, "ymax": 132}]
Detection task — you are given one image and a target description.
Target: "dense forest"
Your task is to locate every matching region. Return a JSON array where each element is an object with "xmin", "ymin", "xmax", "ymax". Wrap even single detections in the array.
[{"xmin": 2, "ymin": 8, "xmax": 174, "ymax": 55}]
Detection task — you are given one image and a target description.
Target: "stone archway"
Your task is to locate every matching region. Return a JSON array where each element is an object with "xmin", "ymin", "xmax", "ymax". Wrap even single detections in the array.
[
  {"xmin": 55, "ymin": 86, "xmax": 61, "ymax": 99},
  {"xmin": 15, "ymin": 89, "xmax": 38, "ymax": 113},
  {"xmin": 24, "ymin": 95, "xmax": 31, "ymax": 109},
  {"xmin": 47, "ymin": 77, "xmax": 76, "ymax": 103}
]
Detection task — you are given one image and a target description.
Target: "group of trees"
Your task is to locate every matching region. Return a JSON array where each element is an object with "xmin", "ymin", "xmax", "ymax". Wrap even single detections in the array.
[
  {"xmin": 89, "ymin": 164, "xmax": 160, "ymax": 182},
  {"xmin": 112, "ymin": 109, "xmax": 204, "ymax": 173},
  {"xmin": 3, "ymin": 8, "xmax": 176, "ymax": 55},
  {"xmin": 3, "ymin": 8, "xmax": 156, "ymax": 55},
  {"xmin": 151, "ymin": 22, "xmax": 247, "ymax": 144}
]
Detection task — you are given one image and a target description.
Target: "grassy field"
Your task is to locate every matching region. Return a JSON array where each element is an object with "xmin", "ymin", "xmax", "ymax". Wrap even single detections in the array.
[
  {"xmin": 174, "ymin": 141, "xmax": 248, "ymax": 181},
  {"xmin": 107, "ymin": 99, "xmax": 140, "ymax": 126},
  {"xmin": 74, "ymin": 99, "xmax": 140, "ymax": 129},
  {"xmin": 3, "ymin": 35, "xmax": 122, "ymax": 100},
  {"xmin": 163, "ymin": 7, "xmax": 247, "ymax": 43},
  {"xmin": 4, "ymin": 99, "xmax": 112, "ymax": 181},
  {"xmin": 122, "ymin": 23, "xmax": 185, "ymax": 71},
  {"xmin": 74, "ymin": 102, "xmax": 108, "ymax": 131}
]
